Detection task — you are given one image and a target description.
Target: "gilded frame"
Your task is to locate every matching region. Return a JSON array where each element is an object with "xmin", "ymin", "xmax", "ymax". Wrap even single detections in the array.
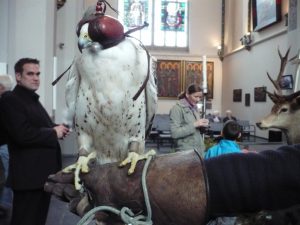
[
  {"xmin": 183, "ymin": 61, "xmax": 214, "ymax": 99},
  {"xmin": 157, "ymin": 59, "xmax": 183, "ymax": 99}
]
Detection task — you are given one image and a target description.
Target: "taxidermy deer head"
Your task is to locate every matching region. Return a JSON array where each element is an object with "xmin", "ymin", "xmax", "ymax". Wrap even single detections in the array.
[{"xmin": 256, "ymin": 48, "xmax": 300, "ymax": 145}]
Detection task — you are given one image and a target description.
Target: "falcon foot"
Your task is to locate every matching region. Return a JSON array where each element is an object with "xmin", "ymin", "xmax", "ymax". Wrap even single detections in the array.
[
  {"xmin": 119, "ymin": 149, "xmax": 156, "ymax": 175},
  {"xmin": 63, "ymin": 151, "xmax": 97, "ymax": 190}
]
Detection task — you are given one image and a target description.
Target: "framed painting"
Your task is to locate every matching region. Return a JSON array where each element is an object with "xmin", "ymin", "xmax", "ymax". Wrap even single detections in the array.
[
  {"xmin": 245, "ymin": 93, "xmax": 250, "ymax": 106},
  {"xmin": 157, "ymin": 60, "xmax": 183, "ymax": 98},
  {"xmin": 233, "ymin": 89, "xmax": 242, "ymax": 102},
  {"xmin": 280, "ymin": 74, "xmax": 293, "ymax": 90},
  {"xmin": 252, "ymin": 0, "xmax": 282, "ymax": 31},
  {"xmin": 183, "ymin": 61, "xmax": 214, "ymax": 99},
  {"xmin": 254, "ymin": 86, "xmax": 267, "ymax": 102}
]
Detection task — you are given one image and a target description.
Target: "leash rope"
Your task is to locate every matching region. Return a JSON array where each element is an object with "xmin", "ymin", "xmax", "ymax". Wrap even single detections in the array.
[{"xmin": 76, "ymin": 155, "xmax": 154, "ymax": 225}]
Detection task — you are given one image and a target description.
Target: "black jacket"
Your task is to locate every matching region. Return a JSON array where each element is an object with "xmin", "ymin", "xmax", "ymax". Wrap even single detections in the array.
[
  {"xmin": 0, "ymin": 92, "xmax": 9, "ymax": 146},
  {"xmin": 0, "ymin": 121, "xmax": 6, "ymax": 146},
  {"xmin": 0, "ymin": 85, "xmax": 62, "ymax": 190},
  {"xmin": 205, "ymin": 144, "xmax": 300, "ymax": 216}
]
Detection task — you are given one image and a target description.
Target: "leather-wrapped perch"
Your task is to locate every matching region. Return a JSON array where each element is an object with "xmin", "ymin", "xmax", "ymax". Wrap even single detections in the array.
[{"xmin": 45, "ymin": 144, "xmax": 300, "ymax": 225}]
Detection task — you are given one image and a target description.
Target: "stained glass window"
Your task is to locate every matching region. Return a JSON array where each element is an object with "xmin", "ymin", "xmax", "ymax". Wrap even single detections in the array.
[{"xmin": 119, "ymin": 0, "xmax": 188, "ymax": 48}]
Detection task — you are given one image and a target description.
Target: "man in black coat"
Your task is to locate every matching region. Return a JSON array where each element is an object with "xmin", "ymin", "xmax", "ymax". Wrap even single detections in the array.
[{"xmin": 0, "ymin": 58, "xmax": 70, "ymax": 225}]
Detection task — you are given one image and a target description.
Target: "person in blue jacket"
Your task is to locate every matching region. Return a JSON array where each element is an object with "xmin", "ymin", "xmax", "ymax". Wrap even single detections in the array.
[
  {"xmin": 205, "ymin": 120, "xmax": 242, "ymax": 158},
  {"xmin": 205, "ymin": 120, "xmax": 242, "ymax": 225}
]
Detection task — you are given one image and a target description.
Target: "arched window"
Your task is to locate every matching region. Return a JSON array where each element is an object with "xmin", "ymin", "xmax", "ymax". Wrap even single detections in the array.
[{"xmin": 118, "ymin": 0, "xmax": 189, "ymax": 49}]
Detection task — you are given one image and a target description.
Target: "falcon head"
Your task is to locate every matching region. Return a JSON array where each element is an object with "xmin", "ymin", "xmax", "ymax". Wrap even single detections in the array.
[
  {"xmin": 76, "ymin": 4, "xmax": 125, "ymax": 52},
  {"xmin": 77, "ymin": 23, "xmax": 93, "ymax": 52}
]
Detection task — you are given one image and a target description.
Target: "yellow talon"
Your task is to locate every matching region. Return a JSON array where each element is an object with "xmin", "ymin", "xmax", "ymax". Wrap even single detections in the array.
[
  {"xmin": 62, "ymin": 152, "xmax": 97, "ymax": 190},
  {"xmin": 119, "ymin": 149, "xmax": 156, "ymax": 175}
]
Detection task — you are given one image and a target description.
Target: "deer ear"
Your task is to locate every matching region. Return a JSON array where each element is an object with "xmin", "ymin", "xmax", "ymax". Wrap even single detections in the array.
[
  {"xmin": 290, "ymin": 95, "xmax": 300, "ymax": 111},
  {"xmin": 296, "ymin": 96, "xmax": 300, "ymax": 105}
]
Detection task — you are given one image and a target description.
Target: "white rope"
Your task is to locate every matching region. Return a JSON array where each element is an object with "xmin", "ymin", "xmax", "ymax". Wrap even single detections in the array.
[{"xmin": 76, "ymin": 156, "xmax": 154, "ymax": 225}]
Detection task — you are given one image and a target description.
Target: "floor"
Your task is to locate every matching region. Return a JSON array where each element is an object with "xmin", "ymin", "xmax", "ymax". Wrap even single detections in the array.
[
  {"xmin": 44, "ymin": 135, "xmax": 286, "ymax": 225},
  {"xmin": 46, "ymin": 196, "xmax": 80, "ymax": 225},
  {"xmin": 45, "ymin": 156, "xmax": 81, "ymax": 225}
]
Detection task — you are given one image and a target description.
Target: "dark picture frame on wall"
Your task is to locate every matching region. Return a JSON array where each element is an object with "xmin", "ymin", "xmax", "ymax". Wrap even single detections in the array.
[
  {"xmin": 233, "ymin": 89, "xmax": 242, "ymax": 102},
  {"xmin": 280, "ymin": 74, "xmax": 293, "ymax": 90},
  {"xmin": 157, "ymin": 60, "xmax": 183, "ymax": 99},
  {"xmin": 252, "ymin": 0, "xmax": 282, "ymax": 31},
  {"xmin": 245, "ymin": 93, "xmax": 250, "ymax": 106},
  {"xmin": 254, "ymin": 86, "xmax": 267, "ymax": 102}
]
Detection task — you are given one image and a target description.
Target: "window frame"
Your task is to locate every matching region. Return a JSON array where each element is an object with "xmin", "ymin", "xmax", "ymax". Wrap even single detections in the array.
[{"xmin": 118, "ymin": 0, "xmax": 189, "ymax": 51}]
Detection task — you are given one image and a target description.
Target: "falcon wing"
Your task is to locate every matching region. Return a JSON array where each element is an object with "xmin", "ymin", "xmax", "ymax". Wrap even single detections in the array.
[
  {"xmin": 65, "ymin": 59, "xmax": 80, "ymax": 127},
  {"xmin": 145, "ymin": 56, "xmax": 158, "ymax": 138}
]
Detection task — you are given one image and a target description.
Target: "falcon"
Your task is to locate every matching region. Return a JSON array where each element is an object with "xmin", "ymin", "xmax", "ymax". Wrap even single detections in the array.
[{"xmin": 63, "ymin": 2, "xmax": 157, "ymax": 190}]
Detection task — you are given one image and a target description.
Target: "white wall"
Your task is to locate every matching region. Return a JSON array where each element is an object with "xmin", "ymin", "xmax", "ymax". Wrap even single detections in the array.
[
  {"xmin": 5, "ymin": 0, "xmax": 56, "ymax": 112},
  {"xmin": 222, "ymin": 34, "xmax": 288, "ymax": 138},
  {"xmin": 0, "ymin": 0, "xmax": 9, "ymax": 74},
  {"xmin": 0, "ymin": 0, "xmax": 9, "ymax": 63},
  {"xmin": 287, "ymin": 0, "xmax": 300, "ymax": 91},
  {"xmin": 188, "ymin": 0, "xmax": 222, "ymax": 55}
]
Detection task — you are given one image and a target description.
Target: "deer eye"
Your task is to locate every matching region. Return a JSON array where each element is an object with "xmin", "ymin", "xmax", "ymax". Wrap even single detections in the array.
[{"xmin": 280, "ymin": 108, "xmax": 288, "ymax": 113}]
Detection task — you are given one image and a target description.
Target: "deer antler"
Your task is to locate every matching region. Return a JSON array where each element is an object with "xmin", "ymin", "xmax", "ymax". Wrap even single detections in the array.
[
  {"xmin": 266, "ymin": 47, "xmax": 290, "ymax": 95},
  {"xmin": 265, "ymin": 90, "xmax": 285, "ymax": 104}
]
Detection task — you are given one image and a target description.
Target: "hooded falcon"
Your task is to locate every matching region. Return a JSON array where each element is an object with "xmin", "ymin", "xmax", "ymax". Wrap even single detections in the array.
[{"xmin": 64, "ymin": 1, "xmax": 157, "ymax": 189}]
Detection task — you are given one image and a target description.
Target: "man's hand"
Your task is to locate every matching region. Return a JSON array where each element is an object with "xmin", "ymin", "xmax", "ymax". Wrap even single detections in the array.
[
  {"xmin": 53, "ymin": 124, "xmax": 70, "ymax": 139},
  {"xmin": 44, "ymin": 171, "xmax": 91, "ymax": 216}
]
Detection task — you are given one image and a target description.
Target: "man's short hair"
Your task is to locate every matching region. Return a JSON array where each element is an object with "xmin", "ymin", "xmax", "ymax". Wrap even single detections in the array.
[
  {"xmin": 14, "ymin": 58, "xmax": 39, "ymax": 74},
  {"xmin": 222, "ymin": 120, "xmax": 241, "ymax": 140}
]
